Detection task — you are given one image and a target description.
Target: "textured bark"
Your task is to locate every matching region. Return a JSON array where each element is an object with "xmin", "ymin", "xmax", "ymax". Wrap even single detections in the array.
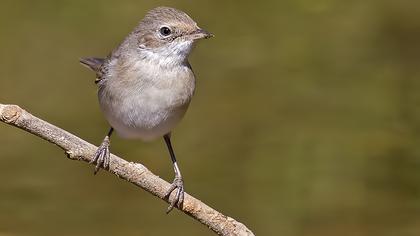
[{"xmin": 0, "ymin": 103, "xmax": 254, "ymax": 236}]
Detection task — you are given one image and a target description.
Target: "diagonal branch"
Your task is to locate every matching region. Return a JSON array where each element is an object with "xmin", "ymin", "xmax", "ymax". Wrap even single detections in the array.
[{"xmin": 0, "ymin": 103, "xmax": 254, "ymax": 236}]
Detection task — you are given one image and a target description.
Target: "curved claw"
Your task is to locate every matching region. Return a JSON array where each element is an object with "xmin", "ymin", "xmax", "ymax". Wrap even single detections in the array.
[
  {"xmin": 164, "ymin": 177, "xmax": 184, "ymax": 213},
  {"xmin": 91, "ymin": 136, "xmax": 110, "ymax": 175}
]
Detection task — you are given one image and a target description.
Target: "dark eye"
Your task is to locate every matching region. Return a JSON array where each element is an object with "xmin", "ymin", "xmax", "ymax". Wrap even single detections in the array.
[{"xmin": 159, "ymin": 26, "xmax": 172, "ymax": 36}]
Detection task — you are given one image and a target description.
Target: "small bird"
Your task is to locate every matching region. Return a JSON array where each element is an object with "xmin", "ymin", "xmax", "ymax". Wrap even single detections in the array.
[{"xmin": 80, "ymin": 6, "xmax": 212, "ymax": 213}]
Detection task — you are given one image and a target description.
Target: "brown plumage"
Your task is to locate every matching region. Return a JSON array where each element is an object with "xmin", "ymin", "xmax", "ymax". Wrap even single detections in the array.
[{"xmin": 79, "ymin": 6, "xmax": 212, "ymax": 213}]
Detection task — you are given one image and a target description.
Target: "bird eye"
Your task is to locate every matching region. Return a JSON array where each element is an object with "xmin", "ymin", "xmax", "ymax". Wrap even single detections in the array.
[{"xmin": 159, "ymin": 26, "xmax": 172, "ymax": 36}]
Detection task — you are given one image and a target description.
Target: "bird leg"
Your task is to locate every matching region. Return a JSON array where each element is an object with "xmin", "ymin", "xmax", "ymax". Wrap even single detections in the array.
[
  {"xmin": 163, "ymin": 134, "xmax": 184, "ymax": 213},
  {"xmin": 90, "ymin": 127, "xmax": 113, "ymax": 174}
]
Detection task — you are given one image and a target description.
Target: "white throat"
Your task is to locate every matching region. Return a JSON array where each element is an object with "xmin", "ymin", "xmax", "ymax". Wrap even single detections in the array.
[{"xmin": 139, "ymin": 40, "xmax": 194, "ymax": 68}]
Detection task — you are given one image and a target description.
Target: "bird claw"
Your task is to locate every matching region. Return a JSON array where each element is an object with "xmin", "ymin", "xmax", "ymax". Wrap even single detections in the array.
[
  {"xmin": 164, "ymin": 176, "xmax": 184, "ymax": 213},
  {"xmin": 90, "ymin": 136, "xmax": 110, "ymax": 174}
]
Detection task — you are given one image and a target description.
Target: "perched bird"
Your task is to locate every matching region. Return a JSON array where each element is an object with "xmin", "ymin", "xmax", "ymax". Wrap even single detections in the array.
[{"xmin": 80, "ymin": 6, "xmax": 212, "ymax": 213}]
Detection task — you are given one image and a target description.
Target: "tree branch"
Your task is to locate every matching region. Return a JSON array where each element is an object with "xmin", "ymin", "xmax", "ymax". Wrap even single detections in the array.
[{"xmin": 0, "ymin": 103, "xmax": 254, "ymax": 236}]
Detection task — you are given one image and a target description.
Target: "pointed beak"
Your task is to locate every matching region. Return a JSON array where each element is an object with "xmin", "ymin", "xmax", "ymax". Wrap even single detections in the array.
[{"xmin": 190, "ymin": 28, "xmax": 214, "ymax": 40}]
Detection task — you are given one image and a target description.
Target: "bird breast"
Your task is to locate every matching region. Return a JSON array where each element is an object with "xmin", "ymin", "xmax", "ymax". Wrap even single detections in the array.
[{"xmin": 98, "ymin": 58, "xmax": 195, "ymax": 140}]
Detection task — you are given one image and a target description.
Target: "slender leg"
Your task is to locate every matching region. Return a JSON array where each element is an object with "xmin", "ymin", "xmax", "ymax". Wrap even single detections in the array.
[
  {"xmin": 163, "ymin": 133, "xmax": 184, "ymax": 213},
  {"xmin": 90, "ymin": 127, "xmax": 114, "ymax": 174}
]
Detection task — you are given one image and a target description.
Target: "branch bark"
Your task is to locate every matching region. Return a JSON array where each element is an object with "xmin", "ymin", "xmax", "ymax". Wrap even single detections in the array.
[{"xmin": 0, "ymin": 103, "xmax": 254, "ymax": 236}]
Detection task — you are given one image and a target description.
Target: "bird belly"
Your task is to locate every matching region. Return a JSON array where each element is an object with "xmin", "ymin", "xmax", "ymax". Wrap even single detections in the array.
[{"xmin": 98, "ymin": 79, "xmax": 193, "ymax": 141}]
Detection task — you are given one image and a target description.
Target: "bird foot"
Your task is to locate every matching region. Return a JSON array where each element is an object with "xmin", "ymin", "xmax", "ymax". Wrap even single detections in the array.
[
  {"xmin": 164, "ymin": 176, "xmax": 184, "ymax": 213},
  {"xmin": 90, "ymin": 136, "xmax": 110, "ymax": 174}
]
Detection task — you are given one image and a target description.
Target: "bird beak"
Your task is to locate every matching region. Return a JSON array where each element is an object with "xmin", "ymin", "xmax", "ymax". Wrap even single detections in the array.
[{"xmin": 190, "ymin": 28, "xmax": 214, "ymax": 40}]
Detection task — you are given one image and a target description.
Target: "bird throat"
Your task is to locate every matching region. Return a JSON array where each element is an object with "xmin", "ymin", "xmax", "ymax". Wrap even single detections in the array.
[{"xmin": 139, "ymin": 40, "xmax": 194, "ymax": 68}]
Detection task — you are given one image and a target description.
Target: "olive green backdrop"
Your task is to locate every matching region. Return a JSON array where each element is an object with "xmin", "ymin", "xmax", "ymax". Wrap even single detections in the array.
[{"xmin": 1, "ymin": 0, "xmax": 420, "ymax": 235}]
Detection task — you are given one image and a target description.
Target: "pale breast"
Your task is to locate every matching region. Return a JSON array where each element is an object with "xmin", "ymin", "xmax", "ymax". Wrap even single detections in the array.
[{"xmin": 98, "ymin": 60, "xmax": 195, "ymax": 140}]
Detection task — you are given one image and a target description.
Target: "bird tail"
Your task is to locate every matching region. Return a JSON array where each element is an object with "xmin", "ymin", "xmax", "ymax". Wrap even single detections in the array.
[{"xmin": 79, "ymin": 57, "xmax": 104, "ymax": 72}]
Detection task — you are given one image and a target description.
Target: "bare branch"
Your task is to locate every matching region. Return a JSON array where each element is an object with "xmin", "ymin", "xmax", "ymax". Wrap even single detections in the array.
[{"xmin": 0, "ymin": 103, "xmax": 254, "ymax": 236}]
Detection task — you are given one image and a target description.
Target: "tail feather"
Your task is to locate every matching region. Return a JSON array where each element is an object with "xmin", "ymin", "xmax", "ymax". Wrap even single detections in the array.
[{"xmin": 79, "ymin": 57, "xmax": 104, "ymax": 72}]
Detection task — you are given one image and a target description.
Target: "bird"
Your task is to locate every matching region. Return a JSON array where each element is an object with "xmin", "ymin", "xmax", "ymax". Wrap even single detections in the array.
[{"xmin": 79, "ymin": 6, "xmax": 212, "ymax": 213}]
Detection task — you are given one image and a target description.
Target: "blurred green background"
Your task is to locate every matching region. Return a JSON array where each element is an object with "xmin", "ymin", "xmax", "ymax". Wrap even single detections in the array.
[{"xmin": 1, "ymin": 0, "xmax": 420, "ymax": 235}]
